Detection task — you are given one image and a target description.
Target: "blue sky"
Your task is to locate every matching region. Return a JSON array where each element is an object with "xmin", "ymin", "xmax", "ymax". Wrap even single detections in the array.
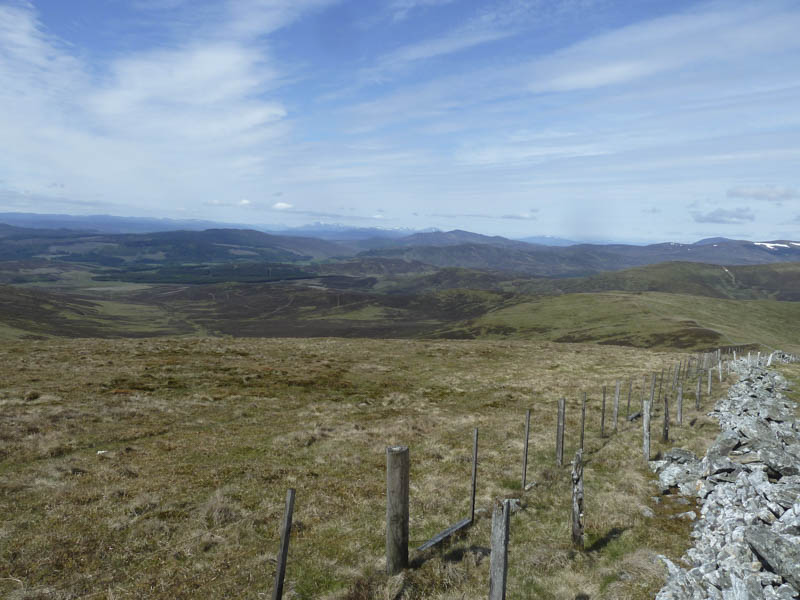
[{"xmin": 1, "ymin": 0, "xmax": 799, "ymax": 242}]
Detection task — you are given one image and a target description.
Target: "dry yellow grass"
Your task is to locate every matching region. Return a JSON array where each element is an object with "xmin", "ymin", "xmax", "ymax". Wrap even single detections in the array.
[{"xmin": 0, "ymin": 337, "xmax": 735, "ymax": 599}]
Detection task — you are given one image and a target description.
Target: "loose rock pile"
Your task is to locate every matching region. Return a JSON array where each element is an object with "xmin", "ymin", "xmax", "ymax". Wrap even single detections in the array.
[{"xmin": 653, "ymin": 357, "xmax": 800, "ymax": 600}]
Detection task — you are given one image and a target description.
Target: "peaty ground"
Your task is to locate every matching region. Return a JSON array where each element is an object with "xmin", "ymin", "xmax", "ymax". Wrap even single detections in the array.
[{"xmin": 0, "ymin": 337, "xmax": 734, "ymax": 599}]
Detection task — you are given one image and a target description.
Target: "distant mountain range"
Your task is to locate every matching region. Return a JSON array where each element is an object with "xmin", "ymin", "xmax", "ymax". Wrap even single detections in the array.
[
  {"xmin": 360, "ymin": 237, "xmax": 800, "ymax": 277},
  {"xmin": 515, "ymin": 235, "xmax": 579, "ymax": 246},
  {"xmin": 0, "ymin": 212, "xmax": 432, "ymax": 240},
  {"xmin": 1, "ymin": 216, "xmax": 799, "ymax": 278},
  {"xmin": 0, "ymin": 212, "xmax": 603, "ymax": 245}
]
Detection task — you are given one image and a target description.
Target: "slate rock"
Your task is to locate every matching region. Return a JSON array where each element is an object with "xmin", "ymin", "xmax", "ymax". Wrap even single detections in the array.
[{"xmin": 745, "ymin": 526, "xmax": 800, "ymax": 590}]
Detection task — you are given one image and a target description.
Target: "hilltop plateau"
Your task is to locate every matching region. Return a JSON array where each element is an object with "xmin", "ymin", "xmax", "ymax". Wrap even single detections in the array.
[{"xmin": 2, "ymin": 336, "xmax": 778, "ymax": 599}]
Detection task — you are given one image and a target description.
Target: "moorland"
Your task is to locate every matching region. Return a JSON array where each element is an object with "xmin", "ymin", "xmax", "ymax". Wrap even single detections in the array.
[
  {"xmin": 1, "ymin": 222, "xmax": 800, "ymax": 349},
  {"xmin": 1, "ymin": 220, "xmax": 800, "ymax": 599}
]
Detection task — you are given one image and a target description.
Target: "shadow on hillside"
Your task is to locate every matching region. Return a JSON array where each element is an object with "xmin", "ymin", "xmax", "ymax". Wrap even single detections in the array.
[
  {"xmin": 586, "ymin": 526, "xmax": 626, "ymax": 553},
  {"xmin": 443, "ymin": 544, "xmax": 490, "ymax": 563}
]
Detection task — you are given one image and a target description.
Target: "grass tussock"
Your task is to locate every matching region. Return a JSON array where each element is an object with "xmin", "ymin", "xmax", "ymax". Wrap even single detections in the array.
[{"xmin": 0, "ymin": 337, "xmax": 738, "ymax": 598}]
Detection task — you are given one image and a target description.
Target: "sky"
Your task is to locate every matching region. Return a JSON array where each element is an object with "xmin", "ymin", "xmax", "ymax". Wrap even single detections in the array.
[{"xmin": 1, "ymin": 0, "xmax": 799, "ymax": 243}]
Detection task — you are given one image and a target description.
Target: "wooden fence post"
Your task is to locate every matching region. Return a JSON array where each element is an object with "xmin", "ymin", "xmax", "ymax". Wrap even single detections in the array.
[
  {"xmin": 644, "ymin": 374, "xmax": 654, "ymax": 462},
  {"xmin": 272, "ymin": 488, "xmax": 296, "ymax": 600},
  {"xmin": 626, "ymin": 380, "xmax": 632, "ymax": 421},
  {"xmin": 707, "ymin": 368, "xmax": 712, "ymax": 396},
  {"xmin": 641, "ymin": 374, "xmax": 647, "ymax": 410},
  {"xmin": 643, "ymin": 397, "xmax": 651, "ymax": 462},
  {"xmin": 488, "ymin": 499, "xmax": 510, "ymax": 600},
  {"xmin": 579, "ymin": 392, "xmax": 586, "ymax": 451},
  {"xmin": 662, "ymin": 394, "xmax": 669, "ymax": 443},
  {"xmin": 521, "ymin": 411, "xmax": 530, "ymax": 490},
  {"xmin": 612, "ymin": 380, "xmax": 620, "ymax": 433},
  {"xmin": 677, "ymin": 384, "xmax": 683, "ymax": 426},
  {"xmin": 386, "ymin": 446, "xmax": 409, "ymax": 575},
  {"xmin": 657, "ymin": 369, "xmax": 664, "ymax": 404},
  {"xmin": 600, "ymin": 386, "xmax": 606, "ymax": 438},
  {"xmin": 649, "ymin": 372, "xmax": 656, "ymax": 410},
  {"xmin": 471, "ymin": 428, "xmax": 479, "ymax": 522},
  {"xmin": 556, "ymin": 399, "xmax": 565, "ymax": 467},
  {"xmin": 571, "ymin": 449, "xmax": 584, "ymax": 549},
  {"xmin": 695, "ymin": 373, "xmax": 701, "ymax": 410}
]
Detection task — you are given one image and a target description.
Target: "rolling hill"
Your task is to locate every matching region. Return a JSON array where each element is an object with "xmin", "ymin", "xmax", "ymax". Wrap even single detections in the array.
[{"xmin": 360, "ymin": 236, "xmax": 800, "ymax": 276}]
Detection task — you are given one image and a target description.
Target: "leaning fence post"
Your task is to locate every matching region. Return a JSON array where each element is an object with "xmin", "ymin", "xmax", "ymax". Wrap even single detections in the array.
[
  {"xmin": 579, "ymin": 392, "xmax": 586, "ymax": 451},
  {"xmin": 272, "ymin": 488, "xmax": 296, "ymax": 600},
  {"xmin": 522, "ymin": 411, "xmax": 530, "ymax": 490},
  {"xmin": 641, "ymin": 374, "xmax": 646, "ymax": 409},
  {"xmin": 643, "ymin": 397, "xmax": 651, "ymax": 462},
  {"xmin": 386, "ymin": 446, "xmax": 409, "ymax": 575},
  {"xmin": 626, "ymin": 380, "xmax": 632, "ymax": 421},
  {"xmin": 695, "ymin": 373, "xmax": 701, "ymax": 410},
  {"xmin": 489, "ymin": 499, "xmax": 510, "ymax": 600},
  {"xmin": 649, "ymin": 372, "xmax": 656, "ymax": 411},
  {"xmin": 643, "ymin": 375, "xmax": 653, "ymax": 462},
  {"xmin": 662, "ymin": 394, "xmax": 669, "ymax": 443},
  {"xmin": 470, "ymin": 428, "xmax": 479, "ymax": 522},
  {"xmin": 571, "ymin": 449, "xmax": 584, "ymax": 549},
  {"xmin": 612, "ymin": 380, "xmax": 620, "ymax": 433},
  {"xmin": 600, "ymin": 386, "xmax": 606, "ymax": 438},
  {"xmin": 556, "ymin": 399, "xmax": 565, "ymax": 467},
  {"xmin": 677, "ymin": 384, "xmax": 683, "ymax": 426},
  {"xmin": 707, "ymin": 368, "xmax": 712, "ymax": 396}
]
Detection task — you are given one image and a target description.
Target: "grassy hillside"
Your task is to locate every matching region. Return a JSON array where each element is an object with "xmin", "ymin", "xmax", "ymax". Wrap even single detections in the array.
[
  {"xmin": 0, "ymin": 337, "xmax": 733, "ymax": 599},
  {"xmin": 361, "ymin": 240, "xmax": 800, "ymax": 276},
  {"xmin": 454, "ymin": 292, "xmax": 800, "ymax": 352},
  {"xmin": 0, "ymin": 284, "xmax": 196, "ymax": 339},
  {"xmin": 3, "ymin": 275, "xmax": 800, "ymax": 352},
  {"xmin": 543, "ymin": 262, "xmax": 800, "ymax": 301}
]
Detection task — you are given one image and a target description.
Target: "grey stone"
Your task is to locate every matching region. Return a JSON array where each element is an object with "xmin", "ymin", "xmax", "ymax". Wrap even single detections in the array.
[
  {"xmin": 745, "ymin": 526, "xmax": 800, "ymax": 590},
  {"xmin": 759, "ymin": 446, "xmax": 800, "ymax": 477},
  {"xmin": 657, "ymin": 354, "xmax": 800, "ymax": 600}
]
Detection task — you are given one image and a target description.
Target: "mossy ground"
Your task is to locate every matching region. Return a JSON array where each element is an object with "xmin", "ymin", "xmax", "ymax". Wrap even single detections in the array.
[{"xmin": 0, "ymin": 338, "xmax": 736, "ymax": 599}]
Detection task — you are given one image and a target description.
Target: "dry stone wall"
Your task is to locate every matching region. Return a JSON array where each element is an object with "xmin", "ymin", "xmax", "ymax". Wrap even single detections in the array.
[{"xmin": 653, "ymin": 355, "xmax": 800, "ymax": 600}]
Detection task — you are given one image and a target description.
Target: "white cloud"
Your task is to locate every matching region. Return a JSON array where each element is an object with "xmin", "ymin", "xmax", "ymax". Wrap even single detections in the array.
[
  {"xmin": 0, "ymin": 1, "xmax": 328, "ymax": 216},
  {"xmin": 389, "ymin": 0, "xmax": 457, "ymax": 21},
  {"xmin": 527, "ymin": 3, "xmax": 800, "ymax": 94},
  {"xmin": 203, "ymin": 198, "xmax": 256, "ymax": 207},
  {"xmin": 691, "ymin": 207, "xmax": 755, "ymax": 225},
  {"xmin": 376, "ymin": 28, "xmax": 510, "ymax": 71},
  {"xmin": 273, "ymin": 201, "xmax": 293, "ymax": 210},
  {"xmin": 727, "ymin": 186, "xmax": 799, "ymax": 203}
]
